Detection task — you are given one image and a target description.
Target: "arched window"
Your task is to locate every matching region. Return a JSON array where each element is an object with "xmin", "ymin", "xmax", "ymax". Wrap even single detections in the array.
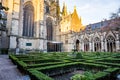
[
  {"xmin": 23, "ymin": 3, "xmax": 34, "ymax": 37},
  {"xmin": 46, "ymin": 6, "xmax": 49, "ymax": 13},
  {"xmin": 46, "ymin": 18, "xmax": 53, "ymax": 40},
  {"xmin": 84, "ymin": 38, "xmax": 89, "ymax": 51},
  {"xmin": 94, "ymin": 37, "xmax": 101, "ymax": 52},
  {"xmin": 107, "ymin": 36, "xmax": 116, "ymax": 52}
]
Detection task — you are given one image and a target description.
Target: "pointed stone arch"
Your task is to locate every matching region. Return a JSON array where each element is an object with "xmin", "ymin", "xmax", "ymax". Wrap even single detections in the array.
[
  {"xmin": 44, "ymin": 1, "xmax": 50, "ymax": 13},
  {"xmin": 83, "ymin": 33, "xmax": 89, "ymax": 39},
  {"xmin": 93, "ymin": 32, "xmax": 101, "ymax": 40},
  {"xmin": 84, "ymin": 38, "xmax": 89, "ymax": 51},
  {"xmin": 106, "ymin": 35, "xmax": 116, "ymax": 52},
  {"xmin": 94, "ymin": 37, "xmax": 101, "ymax": 52},
  {"xmin": 105, "ymin": 31, "xmax": 116, "ymax": 40}
]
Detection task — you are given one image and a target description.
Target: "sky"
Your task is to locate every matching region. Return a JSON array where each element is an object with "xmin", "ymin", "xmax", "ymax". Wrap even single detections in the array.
[{"xmin": 59, "ymin": 0, "xmax": 120, "ymax": 25}]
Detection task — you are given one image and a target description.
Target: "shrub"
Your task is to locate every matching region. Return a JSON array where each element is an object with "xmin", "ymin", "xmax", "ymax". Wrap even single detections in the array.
[
  {"xmin": 28, "ymin": 69, "xmax": 53, "ymax": 80},
  {"xmin": 71, "ymin": 71, "xmax": 94, "ymax": 80},
  {"xmin": 76, "ymin": 53, "xmax": 83, "ymax": 59},
  {"xmin": 71, "ymin": 74, "xmax": 85, "ymax": 80}
]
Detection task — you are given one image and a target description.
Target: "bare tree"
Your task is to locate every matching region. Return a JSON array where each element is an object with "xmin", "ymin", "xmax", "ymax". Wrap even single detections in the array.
[
  {"xmin": 110, "ymin": 8, "xmax": 120, "ymax": 19},
  {"xmin": 109, "ymin": 8, "xmax": 120, "ymax": 29}
]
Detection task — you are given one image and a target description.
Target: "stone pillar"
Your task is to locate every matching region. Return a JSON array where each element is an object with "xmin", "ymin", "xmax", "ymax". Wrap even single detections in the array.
[
  {"xmin": 101, "ymin": 41, "xmax": 104, "ymax": 52},
  {"xmin": 89, "ymin": 42, "xmax": 92, "ymax": 52},
  {"xmin": 92, "ymin": 42, "xmax": 94, "ymax": 52},
  {"xmin": 19, "ymin": 0, "xmax": 23, "ymax": 36},
  {"xmin": 9, "ymin": 36, "xmax": 17, "ymax": 49},
  {"xmin": 104, "ymin": 40, "xmax": 107, "ymax": 52},
  {"xmin": 6, "ymin": 0, "xmax": 14, "ymax": 35},
  {"xmin": 40, "ymin": 20, "xmax": 45, "ymax": 38},
  {"xmin": 36, "ymin": 0, "xmax": 40, "ymax": 38},
  {"xmin": 11, "ymin": 0, "xmax": 20, "ymax": 35},
  {"xmin": 82, "ymin": 43, "xmax": 84, "ymax": 52},
  {"xmin": 116, "ymin": 40, "xmax": 119, "ymax": 52},
  {"xmin": 116, "ymin": 34, "xmax": 120, "ymax": 52}
]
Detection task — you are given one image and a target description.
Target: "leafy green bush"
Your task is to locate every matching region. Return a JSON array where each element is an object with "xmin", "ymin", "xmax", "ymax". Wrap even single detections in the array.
[
  {"xmin": 71, "ymin": 74, "xmax": 85, "ymax": 80},
  {"xmin": 76, "ymin": 53, "xmax": 83, "ymax": 59},
  {"xmin": 71, "ymin": 71, "xmax": 94, "ymax": 80},
  {"xmin": 94, "ymin": 71, "xmax": 109, "ymax": 80}
]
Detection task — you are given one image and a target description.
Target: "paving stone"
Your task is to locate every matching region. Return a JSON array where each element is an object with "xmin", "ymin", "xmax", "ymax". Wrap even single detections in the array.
[{"xmin": 0, "ymin": 55, "xmax": 30, "ymax": 80}]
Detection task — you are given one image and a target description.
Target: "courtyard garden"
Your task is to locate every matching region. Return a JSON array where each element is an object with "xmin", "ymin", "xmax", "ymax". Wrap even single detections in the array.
[{"xmin": 9, "ymin": 52, "xmax": 120, "ymax": 80}]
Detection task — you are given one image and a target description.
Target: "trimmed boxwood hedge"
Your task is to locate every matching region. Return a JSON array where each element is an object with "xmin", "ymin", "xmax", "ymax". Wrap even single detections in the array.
[
  {"xmin": 27, "ymin": 61, "xmax": 70, "ymax": 68},
  {"xmin": 9, "ymin": 54, "xmax": 19, "ymax": 64},
  {"xmin": 9, "ymin": 54, "xmax": 27, "ymax": 71},
  {"xmin": 28, "ymin": 69, "xmax": 53, "ymax": 80},
  {"xmin": 94, "ymin": 68, "xmax": 120, "ymax": 80},
  {"xmin": 9, "ymin": 52, "xmax": 120, "ymax": 80}
]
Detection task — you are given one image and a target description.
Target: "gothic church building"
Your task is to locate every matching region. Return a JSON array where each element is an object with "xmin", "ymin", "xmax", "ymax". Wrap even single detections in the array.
[
  {"xmin": 0, "ymin": 0, "xmax": 120, "ymax": 53},
  {"xmin": 0, "ymin": 0, "xmax": 61, "ymax": 53}
]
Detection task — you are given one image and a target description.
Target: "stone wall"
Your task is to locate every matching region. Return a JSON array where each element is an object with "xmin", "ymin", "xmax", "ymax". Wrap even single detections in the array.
[{"xmin": 6, "ymin": 0, "xmax": 47, "ymax": 52}]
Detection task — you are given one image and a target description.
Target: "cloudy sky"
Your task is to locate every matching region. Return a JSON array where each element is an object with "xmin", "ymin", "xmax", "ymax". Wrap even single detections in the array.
[{"xmin": 59, "ymin": 0, "xmax": 120, "ymax": 25}]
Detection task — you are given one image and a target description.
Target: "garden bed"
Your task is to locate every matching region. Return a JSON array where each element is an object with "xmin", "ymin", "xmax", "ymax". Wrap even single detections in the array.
[{"xmin": 9, "ymin": 52, "xmax": 120, "ymax": 80}]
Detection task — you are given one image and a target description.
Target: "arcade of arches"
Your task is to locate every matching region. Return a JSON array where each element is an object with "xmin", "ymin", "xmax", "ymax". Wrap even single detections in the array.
[{"xmin": 75, "ymin": 35, "xmax": 118, "ymax": 52}]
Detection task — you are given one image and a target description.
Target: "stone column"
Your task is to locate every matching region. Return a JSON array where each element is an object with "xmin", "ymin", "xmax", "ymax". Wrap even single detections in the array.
[
  {"xmin": 8, "ymin": 0, "xmax": 20, "ymax": 51},
  {"xmin": 39, "ymin": 20, "xmax": 44, "ymax": 38},
  {"xmin": 101, "ymin": 41, "xmax": 104, "ymax": 52},
  {"xmin": 11, "ymin": 0, "xmax": 20, "ymax": 35},
  {"xmin": 116, "ymin": 40, "xmax": 119, "ymax": 52},
  {"xmin": 36, "ymin": 0, "xmax": 40, "ymax": 38},
  {"xmin": 116, "ymin": 34, "xmax": 120, "ymax": 52},
  {"xmin": 104, "ymin": 40, "xmax": 107, "ymax": 52},
  {"xmin": 19, "ymin": 0, "xmax": 23, "ymax": 36},
  {"xmin": 92, "ymin": 42, "xmax": 94, "ymax": 52},
  {"xmin": 6, "ymin": 0, "xmax": 14, "ymax": 35},
  {"xmin": 89, "ymin": 42, "xmax": 92, "ymax": 52}
]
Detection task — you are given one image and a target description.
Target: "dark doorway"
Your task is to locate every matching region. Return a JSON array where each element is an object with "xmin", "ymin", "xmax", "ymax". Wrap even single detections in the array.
[
  {"xmin": 47, "ymin": 42, "xmax": 62, "ymax": 52},
  {"xmin": 76, "ymin": 39, "xmax": 80, "ymax": 51}
]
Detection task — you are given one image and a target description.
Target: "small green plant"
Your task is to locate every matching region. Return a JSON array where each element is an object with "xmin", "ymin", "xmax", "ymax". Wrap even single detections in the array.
[
  {"xmin": 76, "ymin": 53, "xmax": 83, "ymax": 59},
  {"xmin": 71, "ymin": 71, "xmax": 94, "ymax": 80},
  {"xmin": 71, "ymin": 74, "xmax": 85, "ymax": 80},
  {"xmin": 83, "ymin": 71, "xmax": 94, "ymax": 80}
]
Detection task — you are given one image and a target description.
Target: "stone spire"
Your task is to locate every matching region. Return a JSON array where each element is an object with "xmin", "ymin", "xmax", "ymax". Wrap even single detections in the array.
[
  {"xmin": 70, "ymin": 6, "xmax": 85, "ymax": 32},
  {"xmin": 62, "ymin": 2, "xmax": 68, "ymax": 16}
]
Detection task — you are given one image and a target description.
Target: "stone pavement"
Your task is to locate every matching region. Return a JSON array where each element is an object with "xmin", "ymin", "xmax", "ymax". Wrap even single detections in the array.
[{"xmin": 0, "ymin": 55, "xmax": 30, "ymax": 80}]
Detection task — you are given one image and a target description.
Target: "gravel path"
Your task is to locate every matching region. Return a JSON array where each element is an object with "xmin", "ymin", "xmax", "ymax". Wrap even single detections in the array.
[{"xmin": 0, "ymin": 55, "xmax": 30, "ymax": 80}]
